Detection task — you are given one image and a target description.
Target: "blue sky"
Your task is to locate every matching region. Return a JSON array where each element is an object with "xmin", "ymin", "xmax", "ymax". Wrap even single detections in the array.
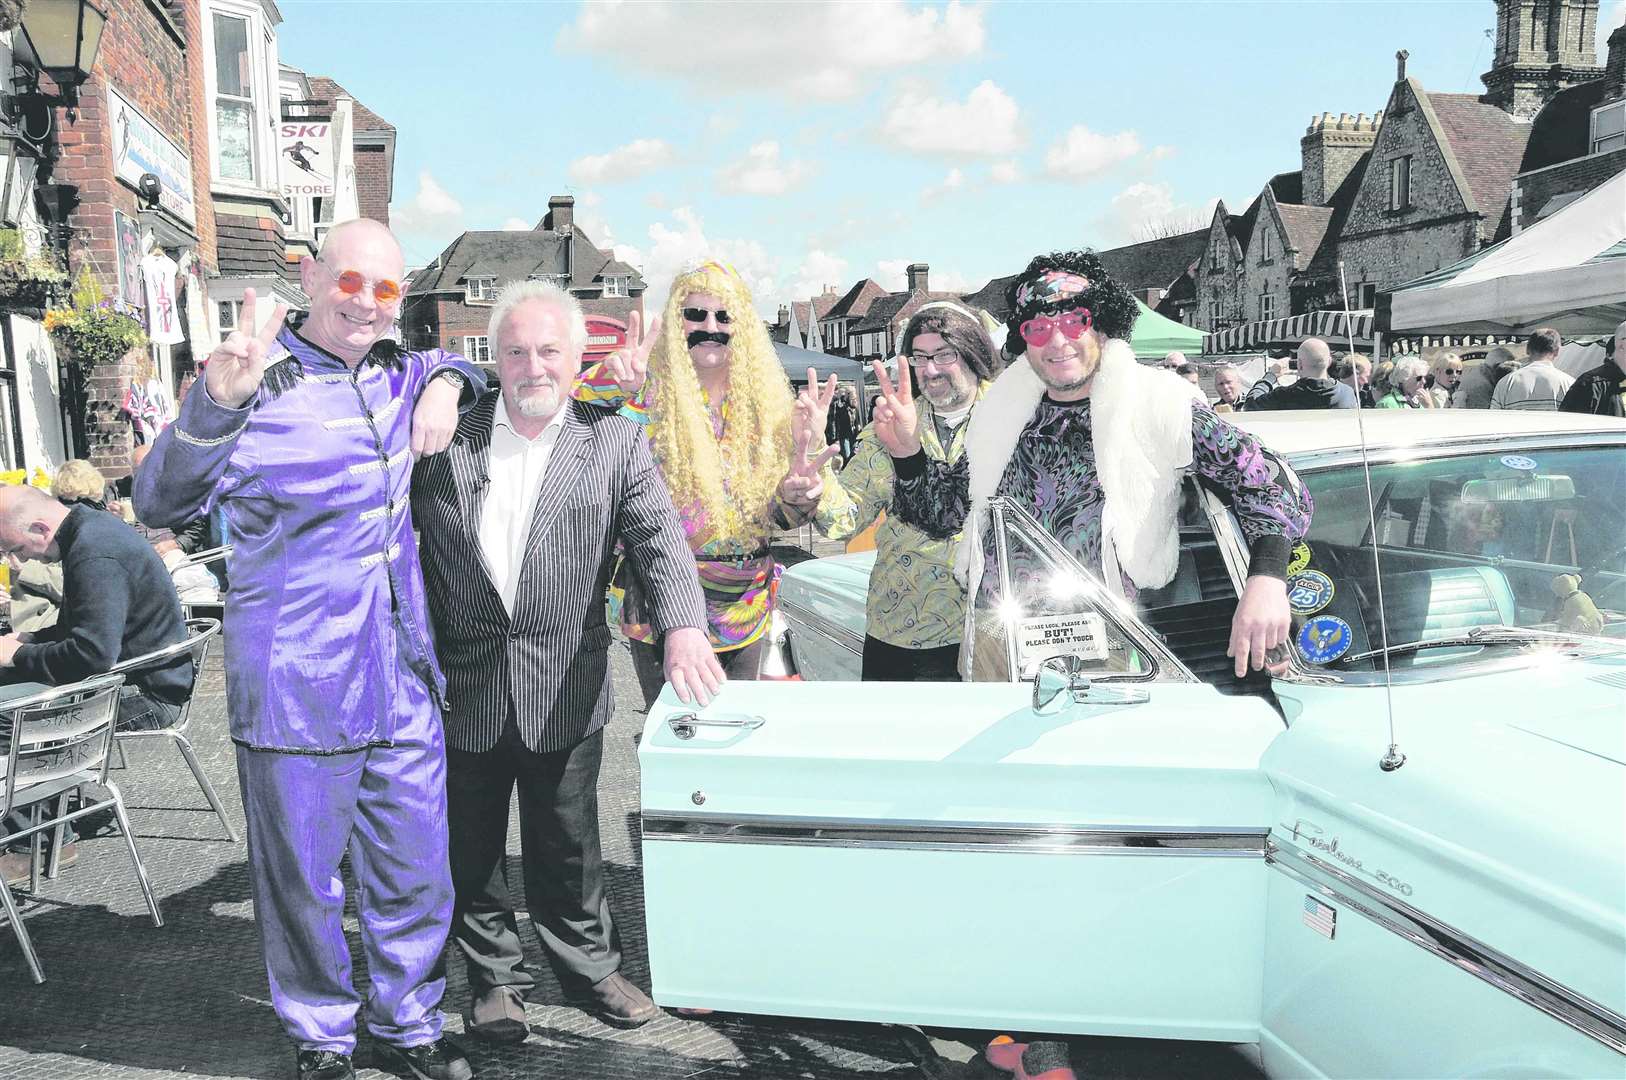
[{"xmin": 278, "ymin": 0, "xmax": 1626, "ymax": 314}]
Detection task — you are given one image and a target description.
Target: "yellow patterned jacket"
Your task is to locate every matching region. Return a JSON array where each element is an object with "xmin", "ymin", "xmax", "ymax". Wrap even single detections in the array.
[{"xmin": 814, "ymin": 384, "xmax": 987, "ymax": 649}]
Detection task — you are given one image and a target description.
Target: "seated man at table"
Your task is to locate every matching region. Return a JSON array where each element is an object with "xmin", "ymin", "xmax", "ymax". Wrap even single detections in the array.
[{"xmin": 0, "ymin": 484, "xmax": 191, "ymax": 727}]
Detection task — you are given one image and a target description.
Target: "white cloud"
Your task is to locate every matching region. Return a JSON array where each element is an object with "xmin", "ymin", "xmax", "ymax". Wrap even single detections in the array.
[
  {"xmin": 500, "ymin": 217, "xmax": 531, "ymax": 231},
  {"xmin": 1602, "ymin": 2, "xmax": 1626, "ymax": 61},
  {"xmin": 567, "ymin": 139, "xmax": 675, "ymax": 185},
  {"xmin": 922, "ymin": 167, "xmax": 966, "ymax": 201},
  {"xmin": 560, "ymin": 0, "xmax": 984, "ymax": 101},
  {"xmin": 880, "ymin": 80, "xmax": 1022, "ymax": 157},
  {"xmin": 614, "ymin": 206, "xmax": 780, "ymax": 318},
  {"xmin": 1044, "ymin": 126, "xmax": 1143, "ymax": 182},
  {"xmin": 875, "ymin": 259, "xmax": 912, "ymax": 291},
  {"xmin": 872, "ymin": 259, "xmax": 969, "ymax": 294},
  {"xmin": 990, "ymin": 160, "xmax": 1022, "ymax": 184},
  {"xmin": 787, "ymin": 249, "xmax": 850, "ymax": 304},
  {"xmin": 717, "ymin": 141, "xmax": 812, "ymax": 196},
  {"xmin": 1093, "ymin": 182, "xmax": 1219, "ymax": 246},
  {"xmin": 392, "ymin": 171, "xmax": 463, "ymax": 232}
]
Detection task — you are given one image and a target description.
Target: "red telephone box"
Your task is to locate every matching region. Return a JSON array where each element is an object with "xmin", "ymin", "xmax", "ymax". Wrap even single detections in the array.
[{"xmin": 583, "ymin": 316, "xmax": 628, "ymax": 369}]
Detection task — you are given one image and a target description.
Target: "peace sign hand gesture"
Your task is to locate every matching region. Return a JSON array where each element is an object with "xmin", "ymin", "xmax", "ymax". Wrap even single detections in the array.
[
  {"xmin": 205, "ymin": 288, "xmax": 289, "ymax": 409},
  {"xmin": 870, "ymin": 358, "xmax": 921, "ymax": 458},
  {"xmin": 603, "ymin": 309, "xmax": 662, "ymax": 395},
  {"xmin": 778, "ymin": 422, "xmax": 840, "ymax": 508},
  {"xmin": 793, "ymin": 368, "xmax": 838, "ymax": 451}
]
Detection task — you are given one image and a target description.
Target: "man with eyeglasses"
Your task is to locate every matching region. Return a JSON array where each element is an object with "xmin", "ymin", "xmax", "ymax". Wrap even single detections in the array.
[
  {"xmin": 788, "ymin": 302, "xmax": 1002, "ymax": 680},
  {"xmin": 869, "ymin": 250, "xmax": 1310, "ymax": 684},
  {"xmin": 135, "ymin": 218, "xmax": 485, "ymax": 1080}
]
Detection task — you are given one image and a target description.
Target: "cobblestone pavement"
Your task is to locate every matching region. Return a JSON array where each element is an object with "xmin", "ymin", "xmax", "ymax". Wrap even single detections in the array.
[{"xmin": 0, "ymin": 538, "xmax": 1262, "ymax": 1079}]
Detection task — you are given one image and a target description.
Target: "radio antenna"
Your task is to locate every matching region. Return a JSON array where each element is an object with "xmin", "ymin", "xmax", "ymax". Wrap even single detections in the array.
[{"xmin": 1340, "ymin": 263, "xmax": 1404, "ymax": 771}]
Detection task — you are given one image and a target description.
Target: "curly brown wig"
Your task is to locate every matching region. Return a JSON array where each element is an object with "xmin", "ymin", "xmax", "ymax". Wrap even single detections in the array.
[{"xmin": 1003, "ymin": 250, "xmax": 1139, "ymax": 357}]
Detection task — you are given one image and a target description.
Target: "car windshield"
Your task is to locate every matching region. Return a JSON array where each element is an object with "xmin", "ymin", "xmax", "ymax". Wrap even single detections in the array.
[{"xmin": 1291, "ymin": 444, "xmax": 1626, "ymax": 672}]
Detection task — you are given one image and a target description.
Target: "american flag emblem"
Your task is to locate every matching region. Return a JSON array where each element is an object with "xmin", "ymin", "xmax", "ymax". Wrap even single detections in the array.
[{"xmin": 1302, "ymin": 895, "xmax": 1337, "ymax": 939}]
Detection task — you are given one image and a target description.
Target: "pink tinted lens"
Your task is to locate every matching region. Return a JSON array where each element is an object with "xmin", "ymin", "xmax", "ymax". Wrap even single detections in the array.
[{"xmin": 1019, "ymin": 317, "xmax": 1056, "ymax": 346}]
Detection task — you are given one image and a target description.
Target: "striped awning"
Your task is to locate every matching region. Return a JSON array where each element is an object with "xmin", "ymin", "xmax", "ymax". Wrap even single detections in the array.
[{"xmin": 1204, "ymin": 310, "xmax": 1374, "ymax": 355}]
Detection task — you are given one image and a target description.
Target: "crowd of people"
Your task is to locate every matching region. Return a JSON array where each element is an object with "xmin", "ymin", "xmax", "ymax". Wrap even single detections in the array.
[
  {"xmin": 3, "ymin": 208, "xmax": 1621, "ymax": 1080},
  {"xmin": 1179, "ymin": 319, "xmax": 1625, "ymax": 416}
]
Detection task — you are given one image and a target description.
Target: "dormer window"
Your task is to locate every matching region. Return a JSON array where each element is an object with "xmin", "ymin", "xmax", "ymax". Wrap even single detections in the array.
[
  {"xmin": 467, "ymin": 276, "xmax": 497, "ymax": 302},
  {"xmin": 603, "ymin": 275, "xmax": 627, "ymax": 298},
  {"xmin": 1591, "ymin": 101, "xmax": 1624, "ymax": 155}
]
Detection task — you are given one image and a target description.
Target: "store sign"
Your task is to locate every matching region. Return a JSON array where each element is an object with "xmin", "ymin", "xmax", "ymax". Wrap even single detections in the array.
[
  {"xmin": 278, "ymin": 121, "xmax": 336, "ymax": 198},
  {"xmin": 109, "ymin": 87, "xmax": 196, "ymax": 224}
]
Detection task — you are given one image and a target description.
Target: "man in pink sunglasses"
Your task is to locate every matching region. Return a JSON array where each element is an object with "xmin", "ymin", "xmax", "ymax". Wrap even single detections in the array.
[{"xmin": 868, "ymin": 249, "xmax": 1310, "ymax": 685}]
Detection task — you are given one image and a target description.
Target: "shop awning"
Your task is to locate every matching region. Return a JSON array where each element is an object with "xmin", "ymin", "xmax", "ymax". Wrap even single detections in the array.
[
  {"xmin": 1389, "ymin": 169, "xmax": 1626, "ymax": 336},
  {"xmin": 1204, "ymin": 309, "xmax": 1374, "ymax": 355}
]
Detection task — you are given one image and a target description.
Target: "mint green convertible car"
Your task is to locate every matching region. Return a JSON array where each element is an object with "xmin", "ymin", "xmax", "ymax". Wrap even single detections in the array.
[{"xmin": 638, "ymin": 410, "xmax": 1626, "ymax": 1078}]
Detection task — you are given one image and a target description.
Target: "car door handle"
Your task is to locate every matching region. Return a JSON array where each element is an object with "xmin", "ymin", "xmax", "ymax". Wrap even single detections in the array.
[{"xmin": 667, "ymin": 712, "xmax": 766, "ymax": 740}]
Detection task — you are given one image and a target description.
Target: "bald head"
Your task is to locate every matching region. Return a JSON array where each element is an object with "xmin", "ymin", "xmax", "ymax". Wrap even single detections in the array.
[
  {"xmin": 0, "ymin": 483, "xmax": 68, "ymax": 561},
  {"xmin": 300, "ymin": 217, "xmax": 406, "ymax": 365},
  {"xmin": 1162, "ymin": 351, "xmax": 1186, "ymax": 369},
  {"xmin": 1297, "ymin": 338, "xmax": 1333, "ymax": 378},
  {"xmin": 318, "ymin": 218, "xmax": 403, "ymax": 267}
]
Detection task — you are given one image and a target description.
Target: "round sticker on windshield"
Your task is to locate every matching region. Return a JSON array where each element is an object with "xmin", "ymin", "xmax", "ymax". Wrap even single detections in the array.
[
  {"xmin": 1287, "ymin": 542, "xmax": 1312, "ymax": 576},
  {"xmin": 1298, "ymin": 615, "xmax": 1353, "ymax": 665},
  {"xmin": 1287, "ymin": 570, "xmax": 1335, "ymax": 615},
  {"xmin": 1500, "ymin": 454, "xmax": 1537, "ymax": 471}
]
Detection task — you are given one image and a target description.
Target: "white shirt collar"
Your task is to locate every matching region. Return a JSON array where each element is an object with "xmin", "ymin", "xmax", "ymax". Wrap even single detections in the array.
[{"xmin": 493, "ymin": 392, "xmax": 569, "ymax": 442}]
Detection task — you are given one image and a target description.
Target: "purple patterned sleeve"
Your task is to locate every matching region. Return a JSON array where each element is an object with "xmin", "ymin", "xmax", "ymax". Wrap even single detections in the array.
[{"xmin": 1188, "ymin": 402, "xmax": 1312, "ymax": 579}]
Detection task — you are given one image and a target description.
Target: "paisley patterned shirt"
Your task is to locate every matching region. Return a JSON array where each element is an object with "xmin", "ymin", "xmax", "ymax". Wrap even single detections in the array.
[{"xmin": 893, "ymin": 397, "xmax": 1312, "ymax": 603}]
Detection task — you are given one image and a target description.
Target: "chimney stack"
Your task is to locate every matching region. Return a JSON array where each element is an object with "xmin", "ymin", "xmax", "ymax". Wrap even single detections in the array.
[
  {"xmin": 1396, "ymin": 49, "xmax": 1409, "ymax": 81},
  {"xmin": 905, "ymin": 262, "xmax": 929, "ymax": 293},
  {"xmin": 1301, "ymin": 110, "xmax": 1381, "ymax": 207},
  {"xmin": 545, "ymin": 195, "xmax": 575, "ymax": 233}
]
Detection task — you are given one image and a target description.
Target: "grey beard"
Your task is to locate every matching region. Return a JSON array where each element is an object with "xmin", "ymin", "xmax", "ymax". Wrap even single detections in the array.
[{"xmin": 514, "ymin": 387, "xmax": 560, "ymax": 417}]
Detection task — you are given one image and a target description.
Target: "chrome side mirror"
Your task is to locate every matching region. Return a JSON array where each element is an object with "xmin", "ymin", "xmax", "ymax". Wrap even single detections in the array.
[
  {"xmin": 1021, "ymin": 653, "xmax": 1151, "ymax": 714},
  {"xmin": 1023, "ymin": 654, "xmax": 1089, "ymax": 715}
]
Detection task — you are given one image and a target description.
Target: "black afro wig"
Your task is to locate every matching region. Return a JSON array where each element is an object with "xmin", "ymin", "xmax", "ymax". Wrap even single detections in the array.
[{"xmin": 1002, "ymin": 250, "xmax": 1139, "ymax": 357}]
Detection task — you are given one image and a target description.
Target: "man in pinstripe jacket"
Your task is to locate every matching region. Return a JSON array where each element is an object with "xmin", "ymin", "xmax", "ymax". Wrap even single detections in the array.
[{"xmin": 412, "ymin": 281, "xmax": 716, "ymax": 1040}]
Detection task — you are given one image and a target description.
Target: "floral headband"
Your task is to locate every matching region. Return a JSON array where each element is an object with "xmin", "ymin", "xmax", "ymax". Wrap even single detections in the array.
[{"xmin": 1013, "ymin": 269, "xmax": 1091, "ymax": 309}]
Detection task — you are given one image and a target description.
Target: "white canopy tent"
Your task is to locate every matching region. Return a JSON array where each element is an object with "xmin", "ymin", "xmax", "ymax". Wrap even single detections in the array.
[{"xmin": 1389, "ymin": 169, "xmax": 1626, "ymax": 337}]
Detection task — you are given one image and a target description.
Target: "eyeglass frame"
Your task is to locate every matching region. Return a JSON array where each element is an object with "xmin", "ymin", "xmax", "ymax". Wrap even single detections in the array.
[
  {"xmin": 681, "ymin": 306, "xmax": 732, "ymax": 325},
  {"xmin": 1018, "ymin": 306, "xmax": 1093, "ymax": 348},
  {"xmin": 906, "ymin": 346, "xmax": 963, "ymax": 369},
  {"xmin": 315, "ymin": 261, "xmax": 402, "ymax": 304}
]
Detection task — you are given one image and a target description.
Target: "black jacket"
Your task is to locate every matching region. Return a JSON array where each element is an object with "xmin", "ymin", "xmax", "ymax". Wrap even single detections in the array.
[
  {"xmin": 1558, "ymin": 360, "xmax": 1626, "ymax": 417},
  {"xmin": 9, "ymin": 506, "xmax": 192, "ymax": 702},
  {"xmin": 1244, "ymin": 373, "xmax": 1359, "ymax": 411}
]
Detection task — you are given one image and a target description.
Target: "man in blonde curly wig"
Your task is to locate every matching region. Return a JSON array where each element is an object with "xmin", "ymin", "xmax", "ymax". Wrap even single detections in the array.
[{"xmin": 576, "ymin": 261, "xmax": 833, "ymax": 704}]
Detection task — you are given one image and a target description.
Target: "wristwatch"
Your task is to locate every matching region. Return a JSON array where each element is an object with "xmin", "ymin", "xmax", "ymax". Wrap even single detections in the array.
[{"xmin": 432, "ymin": 369, "xmax": 466, "ymax": 391}]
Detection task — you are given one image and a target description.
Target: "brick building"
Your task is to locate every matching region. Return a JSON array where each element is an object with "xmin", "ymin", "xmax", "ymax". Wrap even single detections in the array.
[
  {"xmin": 31, "ymin": 0, "xmax": 218, "ymax": 475},
  {"xmin": 817, "ymin": 278, "xmax": 887, "ymax": 357},
  {"xmin": 402, "ymin": 195, "xmax": 645, "ymax": 369},
  {"xmin": 307, "ymin": 76, "xmax": 394, "ymax": 226},
  {"xmin": 845, "ymin": 264, "xmax": 962, "ymax": 365},
  {"xmin": 1509, "ymin": 22, "xmax": 1626, "ymax": 232}
]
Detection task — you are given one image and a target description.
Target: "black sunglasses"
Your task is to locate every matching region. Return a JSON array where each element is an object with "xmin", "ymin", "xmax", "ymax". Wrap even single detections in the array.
[{"xmin": 682, "ymin": 306, "xmax": 731, "ymax": 325}]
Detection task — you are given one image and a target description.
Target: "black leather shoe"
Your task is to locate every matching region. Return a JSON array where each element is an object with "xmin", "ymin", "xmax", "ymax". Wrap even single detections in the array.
[
  {"xmin": 375, "ymin": 1037, "xmax": 475, "ymax": 1080},
  {"xmin": 295, "ymin": 1048, "xmax": 355, "ymax": 1080},
  {"xmin": 576, "ymin": 971, "xmax": 662, "ymax": 1029}
]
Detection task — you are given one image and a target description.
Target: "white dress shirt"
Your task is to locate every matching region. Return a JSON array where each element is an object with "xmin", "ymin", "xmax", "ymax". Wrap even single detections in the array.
[{"xmin": 479, "ymin": 395, "xmax": 568, "ymax": 614}]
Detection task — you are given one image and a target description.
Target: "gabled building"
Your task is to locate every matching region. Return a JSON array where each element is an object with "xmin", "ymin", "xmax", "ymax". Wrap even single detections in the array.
[
  {"xmin": 818, "ymin": 277, "xmax": 888, "ymax": 357},
  {"xmin": 1193, "ymin": 172, "xmax": 1300, "ymax": 331},
  {"xmin": 402, "ymin": 195, "xmax": 644, "ymax": 368},
  {"xmin": 846, "ymin": 264, "xmax": 961, "ymax": 365},
  {"xmin": 1336, "ymin": 52, "xmax": 1531, "ymax": 307}
]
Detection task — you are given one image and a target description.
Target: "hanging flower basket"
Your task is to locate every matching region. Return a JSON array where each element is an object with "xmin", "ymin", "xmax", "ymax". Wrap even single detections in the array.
[
  {"xmin": 45, "ymin": 267, "xmax": 148, "ymax": 371},
  {"xmin": 0, "ymin": 230, "xmax": 69, "ymax": 309}
]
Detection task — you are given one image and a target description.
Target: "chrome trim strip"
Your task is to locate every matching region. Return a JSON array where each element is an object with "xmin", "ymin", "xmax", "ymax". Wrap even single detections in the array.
[
  {"xmin": 1267, "ymin": 839, "xmax": 1626, "ymax": 1055},
  {"xmin": 776, "ymin": 598, "xmax": 865, "ymax": 656},
  {"xmin": 644, "ymin": 813, "xmax": 1267, "ymax": 858}
]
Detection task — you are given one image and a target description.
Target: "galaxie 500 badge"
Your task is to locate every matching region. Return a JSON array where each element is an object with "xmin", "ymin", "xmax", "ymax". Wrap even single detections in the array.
[
  {"xmin": 1017, "ymin": 611, "xmax": 1109, "ymax": 669},
  {"xmin": 1298, "ymin": 615, "xmax": 1353, "ymax": 664},
  {"xmin": 1287, "ymin": 570, "xmax": 1335, "ymax": 615}
]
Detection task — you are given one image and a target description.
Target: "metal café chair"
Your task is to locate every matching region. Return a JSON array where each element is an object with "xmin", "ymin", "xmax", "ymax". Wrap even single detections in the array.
[
  {"xmin": 173, "ymin": 543, "xmax": 230, "ymax": 621},
  {"xmin": 108, "ymin": 618, "xmax": 237, "ymax": 843},
  {"xmin": 0, "ymin": 672, "xmax": 163, "ymax": 983}
]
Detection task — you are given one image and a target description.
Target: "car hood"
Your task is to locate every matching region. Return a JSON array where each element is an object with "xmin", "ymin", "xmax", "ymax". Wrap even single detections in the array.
[{"xmin": 1499, "ymin": 662, "xmax": 1626, "ymax": 766}]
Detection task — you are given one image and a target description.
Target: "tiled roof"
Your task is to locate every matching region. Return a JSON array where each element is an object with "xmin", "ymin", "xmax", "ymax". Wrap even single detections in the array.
[
  {"xmin": 408, "ymin": 221, "xmax": 645, "ymax": 296},
  {"xmin": 850, "ymin": 290, "xmax": 959, "ymax": 333},
  {"xmin": 1230, "ymin": 171, "xmax": 1302, "ymax": 250},
  {"xmin": 1275, "ymin": 203, "xmax": 1336, "ymax": 271},
  {"xmin": 307, "ymin": 76, "xmax": 395, "ymax": 133},
  {"xmin": 824, "ymin": 279, "xmax": 889, "ymax": 320},
  {"xmin": 1518, "ymin": 78, "xmax": 1608, "ymax": 174},
  {"xmin": 1427, "ymin": 92, "xmax": 1531, "ymax": 242},
  {"xmin": 959, "ymin": 273, "xmax": 1018, "ymax": 320},
  {"xmin": 1096, "ymin": 229, "xmax": 1208, "ymax": 293}
]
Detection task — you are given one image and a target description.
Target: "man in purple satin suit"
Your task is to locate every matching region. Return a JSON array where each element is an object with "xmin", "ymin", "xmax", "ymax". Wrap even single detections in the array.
[{"xmin": 135, "ymin": 219, "xmax": 484, "ymax": 1080}]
